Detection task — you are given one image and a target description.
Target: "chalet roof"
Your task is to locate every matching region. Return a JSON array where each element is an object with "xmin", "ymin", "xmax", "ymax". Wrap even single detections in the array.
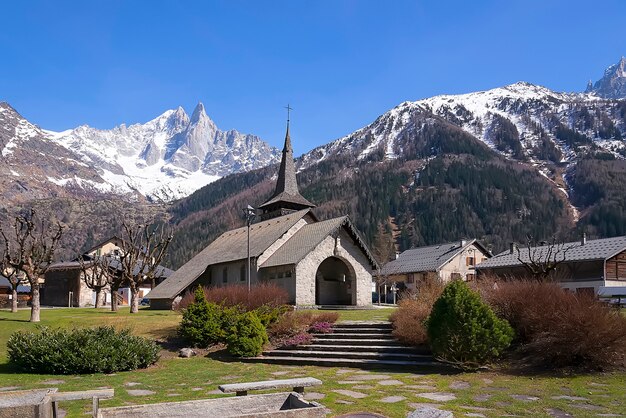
[
  {"xmin": 476, "ymin": 235, "xmax": 626, "ymax": 270},
  {"xmin": 261, "ymin": 216, "xmax": 378, "ymax": 269},
  {"xmin": 46, "ymin": 257, "xmax": 173, "ymax": 279},
  {"xmin": 83, "ymin": 236, "xmax": 124, "ymax": 255},
  {"xmin": 148, "ymin": 209, "xmax": 311, "ymax": 300},
  {"xmin": 0, "ymin": 275, "xmax": 30, "ymax": 292},
  {"xmin": 258, "ymin": 122, "xmax": 314, "ymax": 210},
  {"xmin": 379, "ymin": 239, "xmax": 490, "ymax": 276}
]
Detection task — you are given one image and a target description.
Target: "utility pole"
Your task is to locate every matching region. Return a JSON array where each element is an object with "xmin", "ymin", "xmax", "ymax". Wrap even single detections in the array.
[{"xmin": 244, "ymin": 205, "xmax": 256, "ymax": 292}]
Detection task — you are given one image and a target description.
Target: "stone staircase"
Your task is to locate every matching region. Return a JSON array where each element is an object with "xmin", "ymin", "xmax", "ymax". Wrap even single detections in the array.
[{"xmin": 250, "ymin": 321, "xmax": 445, "ymax": 370}]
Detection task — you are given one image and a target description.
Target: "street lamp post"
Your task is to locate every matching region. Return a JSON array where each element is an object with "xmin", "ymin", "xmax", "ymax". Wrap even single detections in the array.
[{"xmin": 243, "ymin": 205, "xmax": 256, "ymax": 292}]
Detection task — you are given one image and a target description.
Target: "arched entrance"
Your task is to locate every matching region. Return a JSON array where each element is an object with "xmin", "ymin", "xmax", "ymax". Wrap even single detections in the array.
[{"xmin": 315, "ymin": 257, "xmax": 354, "ymax": 305}]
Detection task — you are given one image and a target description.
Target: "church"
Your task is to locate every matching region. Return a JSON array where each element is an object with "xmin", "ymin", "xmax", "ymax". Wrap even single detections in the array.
[{"xmin": 149, "ymin": 119, "xmax": 378, "ymax": 309}]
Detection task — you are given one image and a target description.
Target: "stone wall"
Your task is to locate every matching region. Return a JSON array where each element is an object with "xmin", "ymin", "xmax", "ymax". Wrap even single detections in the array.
[{"xmin": 295, "ymin": 229, "xmax": 373, "ymax": 306}]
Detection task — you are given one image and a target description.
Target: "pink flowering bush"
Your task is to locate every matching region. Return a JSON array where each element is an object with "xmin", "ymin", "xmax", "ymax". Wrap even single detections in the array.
[
  {"xmin": 309, "ymin": 321, "xmax": 333, "ymax": 334},
  {"xmin": 281, "ymin": 332, "xmax": 313, "ymax": 348}
]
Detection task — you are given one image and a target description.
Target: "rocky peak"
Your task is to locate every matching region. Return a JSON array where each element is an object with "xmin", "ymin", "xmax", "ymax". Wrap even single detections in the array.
[{"xmin": 587, "ymin": 56, "xmax": 626, "ymax": 99}]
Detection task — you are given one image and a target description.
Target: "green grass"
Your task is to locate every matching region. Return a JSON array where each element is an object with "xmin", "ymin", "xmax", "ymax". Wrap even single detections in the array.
[
  {"xmin": 299, "ymin": 307, "xmax": 396, "ymax": 321},
  {"xmin": 1, "ymin": 308, "xmax": 625, "ymax": 417}
]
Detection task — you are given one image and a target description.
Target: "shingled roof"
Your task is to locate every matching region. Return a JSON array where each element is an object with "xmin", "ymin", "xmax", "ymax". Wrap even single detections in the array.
[
  {"xmin": 148, "ymin": 209, "xmax": 312, "ymax": 300},
  {"xmin": 379, "ymin": 239, "xmax": 489, "ymax": 276},
  {"xmin": 476, "ymin": 235, "xmax": 626, "ymax": 270},
  {"xmin": 258, "ymin": 122, "xmax": 314, "ymax": 210},
  {"xmin": 261, "ymin": 215, "xmax": 378, "ymax": 268}
]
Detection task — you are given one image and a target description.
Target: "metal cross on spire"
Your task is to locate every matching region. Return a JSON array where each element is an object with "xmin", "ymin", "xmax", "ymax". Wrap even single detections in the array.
[{"xmin": 285, "ymin": 104, "xmax": 293, "ymax": 123}]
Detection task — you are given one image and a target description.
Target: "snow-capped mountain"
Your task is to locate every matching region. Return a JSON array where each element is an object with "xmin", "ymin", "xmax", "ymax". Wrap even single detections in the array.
[
  {"xmin": 47, "ymin": 103, "xmax": 280, "ymax": 201},
  {"xmin": 586, "ymin": 56, "xmax": 626, "ymax": 99}
]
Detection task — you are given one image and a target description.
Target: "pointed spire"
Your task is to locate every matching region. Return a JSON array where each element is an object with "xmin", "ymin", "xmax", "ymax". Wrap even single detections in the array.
[{"xmin": 259, "ymin": 106, "xmax": 315, "ymax": 217}]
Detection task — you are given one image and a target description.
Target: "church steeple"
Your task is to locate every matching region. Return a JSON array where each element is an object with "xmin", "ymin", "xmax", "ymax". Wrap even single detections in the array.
[{"xmin": 259, "ymin": 107, "xmax": 315, "ymax": 220}]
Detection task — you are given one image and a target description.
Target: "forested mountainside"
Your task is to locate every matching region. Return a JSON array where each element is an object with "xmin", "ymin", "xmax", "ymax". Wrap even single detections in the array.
[
  {"xmin": 3, "ymin": 59, "xmax": 626, "ymax": 268},
  {"xmin": 164, "ymin": 82, "xmax": 626, "ymax": 268}
]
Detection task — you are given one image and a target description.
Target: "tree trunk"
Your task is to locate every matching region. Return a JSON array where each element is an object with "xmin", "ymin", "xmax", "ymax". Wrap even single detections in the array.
[
  {"xmin": 111, "ymin": 286, "xmax": 119, "ymax": 312},
  {"xmin": 11, "ymin": 288, "xmax": 18, "ymax": 313},
  {"xmin": 94, "ymin": 288, "xmax": 102, "ymax": 309},
  {"xmin": 129, "ymin": 286, "xmax": 139, "ymax": 314},
  {"xmin": 30, "ymin": 285, "xmax": 41, "ymax": 322}
]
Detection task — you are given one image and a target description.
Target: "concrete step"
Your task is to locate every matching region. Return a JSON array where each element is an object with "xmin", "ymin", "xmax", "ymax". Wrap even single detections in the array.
[
  {"xmin": 280, "ymin": 344, "xmax": 431, "ymax": 355},
  {"xmin": 331, "ymin": 327, "xmax": 393, "ymax": 334},
  {"xmin": 311, "ymin": 338, "xmax": 403, "ymax": 346},
  {"xmin": 263, "ymin": 350, "xmax": 433, "ymax": 361},
  {"xmin": 244, "ymin": 356, "xmax": 447, "ymax": 370},
  {"xmin": 334, "ymin": 322, "xmax": 393, "ymax": 329},
  {"xmin": 314, "ymin": 333, "xmax": 394, "ymax": 339}
]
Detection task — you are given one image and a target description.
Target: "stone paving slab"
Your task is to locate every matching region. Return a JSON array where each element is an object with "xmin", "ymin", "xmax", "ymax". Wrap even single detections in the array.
[
  {"xmin": 336, "ymin": 400, "xmax": 354, "ymax": 405},
  {"xmin": 333, "ymin": 389, "xmax": 368, "ymax": 399},
  {"xmin": 351, "ymin": 374, "xmax": 392, "ymax": 381},
  {"xmin": 546, "ymin": 408, "xmax": 573, "ymax": 418},
  {"xmin": 510, "ymin": 394, "xmax": 540, "ymax": 401},
  {"xmin": 416, "ymin": 392, "xmax": 457, "ymax": 402},
  {"xmin": 551, "ymin": 395, "xmax": 589, "ymax": 401},
  {"xmin": 379, "ymin": 395, "xmax": 406, "ymax": 403},
  {"xmin": 206, "ymin": 389, "xmax": 223, "ymax": 395},
  {"xmin": 472, "ymin": 394, "xmax": 492, "ymax": 402},
  {"xmin": 449, "ymin": 381, "xmax": 470, "ymax": 390},
  {"xmin": 378, "ymin": 379, "xmax": 404, "ymax": 386},
  {"xmin": 127, "ymin": 389, "xmax": 156, "ymax": 396},
  {"xmin": 304, "ymin": 392, "xmax": 326, "ymax": 400},
  {"xmin": 407, "ymin": 406, "xmax": 453, "ymax": 418},
  {"xmin": 465, "ymin": 413, "xmax": 486, "ymax": 417},
  {"xmin": 406, "ymin": 385, "xmax": 437, "ymax": 390},
  {"xmin": 338, "ymin": 381, "xmax": 361, "ymax": 385},
  {"xmin": 124, "ymin": 382, "xmax": 141, "ymax": 387},
  {"xmin": 0, "ymin": 387, "xmax": 20, "ymax": 392}
]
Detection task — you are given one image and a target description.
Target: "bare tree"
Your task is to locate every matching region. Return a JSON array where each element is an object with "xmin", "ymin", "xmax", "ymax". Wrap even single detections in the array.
[
  {"xmin": 118, "ymin": 222, "xmax": 172, "ymax": 313},
  {"xmin": 516, "ymin": 235, "xmax": 571, "ymax": 280},
  {"xmin": 0, "ymin": 253, "xmax": 22, "ymax": 313},
  {"xmin": 0, "ymin": 209, "xmax": 63, "ymax": 322},
  {"xmin": 371, "ymin": 223, "xmax": 397, "ymax": 305},
  {"xmin": 78, "ymin": 255, "xmax": 112, "ymax": 309}
]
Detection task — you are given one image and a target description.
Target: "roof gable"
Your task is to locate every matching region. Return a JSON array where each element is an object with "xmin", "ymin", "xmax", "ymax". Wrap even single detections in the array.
[
  {"xmin": 261, "ymin": 216, "xmax": 378, "ymax": 269},
  {"xmin": 380, "ymin": 239, "xmax": 488, "ymax": 276}
]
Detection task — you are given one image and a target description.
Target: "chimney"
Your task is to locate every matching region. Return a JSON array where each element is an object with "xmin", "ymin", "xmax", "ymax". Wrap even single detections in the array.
[
  {"xmin": 460, "ymin": 239, "xmax": 467, "ymax": 247},
  {"xmin": 509, "ymin": 242, "xmax": 517, "ymax": 254},
  {"xmin": 581, "ymin": 232, "xmax": 587, "ymax": 246},
  {"xmin": 395, "ymin": 252, "xmax": 400, "ymax": 260}
]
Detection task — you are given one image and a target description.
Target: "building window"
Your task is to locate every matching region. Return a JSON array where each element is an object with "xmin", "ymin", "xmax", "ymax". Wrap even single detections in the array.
[
  {"xmin": 240, "ymin": 264, "xmax": 246, "ymax": 281},
  {"xmin": 451, "ymin": 272, "xmax": 462, "ymax": 281},
  {"xmin": 285, "ymin": 270, "xmax": 292, "ymax": 278},
  {"xmin": 466, "ymin": 273, "xmax": 475, "ymax": 281},
  {"xmin": 222, "ymin": 267, "xmax": 228, "ymax": 284},
  {"xmin": 466, "ymin": 257, "xmax": 475, "ymax": 266},
  {"xmin": 407, "ymin": 274, "xmax": 414, "ymax": 284}
]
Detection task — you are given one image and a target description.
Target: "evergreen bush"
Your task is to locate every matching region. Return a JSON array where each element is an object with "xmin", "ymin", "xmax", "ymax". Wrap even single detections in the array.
[
  {"xmin": 427, "ymin": 280, "xmax": 514, "ymax": 369},
  {"xmin": 7, "ymin": 326, "xmax": 159, "ymax": 374},
  {"xmin": 226, "ymin": 311, "xmax": 268, "ymax": 357},
  {"xmin": 178, "ymin": 287, "xmax": 224, "ymax": 347}
]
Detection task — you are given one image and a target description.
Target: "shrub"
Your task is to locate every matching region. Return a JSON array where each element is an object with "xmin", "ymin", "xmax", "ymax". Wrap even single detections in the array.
[
  {"xmin": 7, "ymin": 326, "xmax": 159, "ymax": 374},
  {"xmin": 267, "ymin": 311, "xmax": 339, "ymax": 344},
  {"xmin": 226, "ymin": 311, "xmax": 268, "ymax": 357},
  {"xmin": 390, "ymin": 280, "xmax": 444, "ymax": 346},
  {"xmin": 310, "ymin": 321, "xmax": 333, "ymax": 334},
  {"xmin": 282, "ymin": 332, "xmax": 313, "ymax": 348},
  {"xmin": 176, "ymin": 283, "xmax": 289, "ymax": 311},
  {"xmin": 178, "ymin": 287, "xmax": 225, "ymax": 347},
  {"xmin": 479, "ymin": 279, "xmax": 626, "ymax": 370},
  {"xmin": 427, "ymin": 280, "xmax": 514, "ymax": 369},
  {"xmin": 255, "ymin": 304, "xmax": 291, "ymax": 327}
]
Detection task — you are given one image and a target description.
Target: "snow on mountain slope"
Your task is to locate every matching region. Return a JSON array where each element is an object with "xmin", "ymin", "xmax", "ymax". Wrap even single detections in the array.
[
  {"xmin": 49, "ymin": 103, "xmax": 280, "ymax": 201},
  {"xmin": 301, "ymin": 82, "xmax": 624, "ymax": 170}
]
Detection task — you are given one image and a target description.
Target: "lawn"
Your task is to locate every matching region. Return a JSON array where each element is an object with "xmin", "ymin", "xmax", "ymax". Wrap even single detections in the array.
[{"xmin": 1, "ymin": 308, "xmax": 625, "ymax": 417}]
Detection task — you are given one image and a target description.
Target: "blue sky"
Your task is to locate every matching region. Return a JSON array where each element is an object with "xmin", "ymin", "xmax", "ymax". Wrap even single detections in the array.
[{"xmin": 1, "ymin": 0, "xmax": 625, "ymax": 155}]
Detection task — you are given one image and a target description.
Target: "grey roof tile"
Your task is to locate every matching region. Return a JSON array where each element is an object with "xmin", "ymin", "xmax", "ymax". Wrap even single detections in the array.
[
  {"xmin": 260, "ymin": 216, "xmax": 348, "ymax": 267},
  {"xmin": 148, "ymin": 209, "xmax": 311, "ymax": 300},
  {"xmin": 379, "ymin": 239, "xmax": 487, "ymax": 275},
  {"xmin": 476, "ymin": 235, "xmax": 626, "ymax": 270}
]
